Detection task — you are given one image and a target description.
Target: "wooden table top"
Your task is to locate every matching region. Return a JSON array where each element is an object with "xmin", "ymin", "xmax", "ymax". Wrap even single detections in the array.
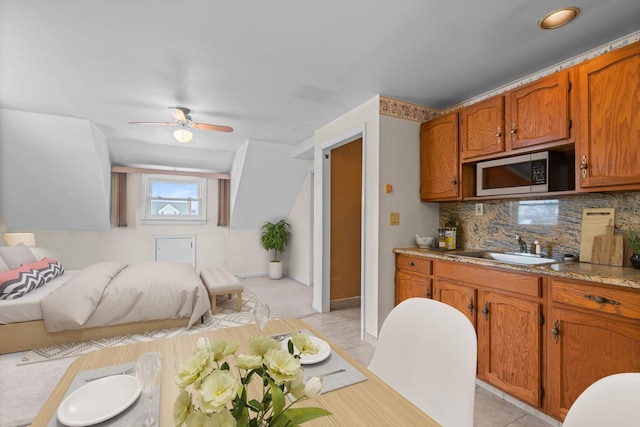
[{"xmin": 32, "ymin": 318, "xmax": 439, "ymax": 426}]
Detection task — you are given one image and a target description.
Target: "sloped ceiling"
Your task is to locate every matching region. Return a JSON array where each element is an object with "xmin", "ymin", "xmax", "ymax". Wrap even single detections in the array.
[
  {"xmin": 0, "ymin": 1, "xmax": 638, "ymax": 232},
  {"xmin": 0, "ymin": 109, "xmax": 111, "ymax": 231},
  {"xmin": 1, "ymin": 1, "xmax": 638, "ymax": 174},
  {"xmin": 230, "ymin": 141, "xmax": 311, "ymax": 229}
]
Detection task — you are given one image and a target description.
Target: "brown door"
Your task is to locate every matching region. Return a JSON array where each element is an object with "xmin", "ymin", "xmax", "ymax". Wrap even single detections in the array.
[{"xmin": 330, "ymin": 138, "xmax": 362, "ymax": 301}]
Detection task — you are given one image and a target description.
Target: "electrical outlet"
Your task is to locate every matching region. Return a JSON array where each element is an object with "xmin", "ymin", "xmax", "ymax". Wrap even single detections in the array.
[
  {"xmin": 475, "ymin": 203, "xmax": 484, "ymax": 216},
  {"xmin": 390, "ymin": 212, "xmax": 400, "ymax": 225}
]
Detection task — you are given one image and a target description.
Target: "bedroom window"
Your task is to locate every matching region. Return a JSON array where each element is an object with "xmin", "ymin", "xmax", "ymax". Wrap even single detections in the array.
[{"xmin": 141, "ymin": 175, "xmax": 207, "ymax": 224}]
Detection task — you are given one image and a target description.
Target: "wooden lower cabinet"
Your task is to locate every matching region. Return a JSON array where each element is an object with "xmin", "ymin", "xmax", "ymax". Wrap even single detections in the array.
[
  {"xmin": 395, "ymin": 254, "xmax": 432, "ymax": 304},
  {"xmin": 395, "ymin": 255, "xmax": 640, "ymax": 421},
  {"xmin": 432, "ymin": 260, "xmax": 543, "ymax": 408},
  {"xmin": 547, "ymin": 277, "xmax": 640, "ymax": 420},
  {"xmin": 479, "ymin": 291, "xmax": 542, "ymax": 407},
  {"xmin": 433, "ymin": 278, "xmax": 476, "ymax": 328}
]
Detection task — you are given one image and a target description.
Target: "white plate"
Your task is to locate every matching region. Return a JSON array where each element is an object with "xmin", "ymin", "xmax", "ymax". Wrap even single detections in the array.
[
  {"xmin": 283, "ymin": 336, "xmax": 332, "ymax": 365},
  {"xmin": 57, "ymin": 375, "xmax": 141, "ymax": 426}
]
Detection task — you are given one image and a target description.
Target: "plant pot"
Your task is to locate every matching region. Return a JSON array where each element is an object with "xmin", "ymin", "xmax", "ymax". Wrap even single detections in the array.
[
  {"xmin": 268, "ymin": 261, "xmax": 283, "ymax": 279},
  {"xmin": 630, "ymin": 253, "xmax": 640, "ymax": 269}
]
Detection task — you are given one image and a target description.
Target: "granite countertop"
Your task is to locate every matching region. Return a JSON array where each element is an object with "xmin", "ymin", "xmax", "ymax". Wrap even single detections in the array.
[{"xmin": 393, "ymin": 247, "xmax": 640, "ymax": 290}]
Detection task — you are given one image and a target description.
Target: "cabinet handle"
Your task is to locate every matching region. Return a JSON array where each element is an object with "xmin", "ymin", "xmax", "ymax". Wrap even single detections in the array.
[
  {"xmin": 510, "ymin": 123, "xmax": 517, "ymax": 141},
  {"xmin": 408, "ymin": 261, "xmax": 415, "ymax": 267},
  {"xmin": 580, "ymin": 155, "xmax": 588, "ymax": 178},
  {"xmin": 451, "ymin": 177, "xmax": 458, "ymax": 186},
  {"xmin": 424, "ymin": 290, "xmax": 431, "ymax": 298},
  {"xmin": 482, "ymin": 302, "xmax": 489, "ymax": 321},
  {"xmin": 583, "ymin": 294, "xmax": 620, "ymax": 305},
  {"xmin": 496, "ymin": 126, "xmax": 502, "ymax": 144},
  {"xmin": 551, "ymin": 320, "xmax": 560, "ymax": 344},
  {"xmin": 467, "ymin": 297, "xmax": 474, "ymax": 317}
]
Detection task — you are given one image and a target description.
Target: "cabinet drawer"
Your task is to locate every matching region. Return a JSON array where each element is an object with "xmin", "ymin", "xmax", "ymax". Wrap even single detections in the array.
[
  {"xmin": 551, "ymin": 278, "xmax": 640, "ymax": 321},
  {"xmin": 396, "ymin": 254, "xmax": 432, "ymax": 275},
  {"xmin": 435, "ymin": 260, "xmax": 541, "ymax": 297}
]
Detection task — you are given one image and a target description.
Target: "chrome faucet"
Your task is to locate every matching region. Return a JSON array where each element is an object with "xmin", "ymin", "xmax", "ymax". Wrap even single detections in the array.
[{"xmin": 515, "ymin": 234, "xmax": 527, "ymax": 253}]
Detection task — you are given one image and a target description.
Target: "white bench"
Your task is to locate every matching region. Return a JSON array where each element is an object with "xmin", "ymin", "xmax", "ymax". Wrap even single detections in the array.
[{"xmin": 199, "ymin": 268, "xmax": 243, "ymax": 314}]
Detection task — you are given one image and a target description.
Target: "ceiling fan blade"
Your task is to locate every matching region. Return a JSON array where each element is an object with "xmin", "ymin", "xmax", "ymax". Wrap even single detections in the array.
[
  {"xmin": 128, "ymin": 121, "xmax": 174, "ymax": 125},
  {"xmin": 169, "ymin": 107, "xmax": 190, "ymax": 122},
  {"xmin": 192, "ymin": 123, "xmax": 234, "ymax": 133}
]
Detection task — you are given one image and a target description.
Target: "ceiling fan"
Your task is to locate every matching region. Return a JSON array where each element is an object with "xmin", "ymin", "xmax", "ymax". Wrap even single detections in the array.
[{"xmin": 128, "ymin": 107, "xmax": 233, "ymax": 143}]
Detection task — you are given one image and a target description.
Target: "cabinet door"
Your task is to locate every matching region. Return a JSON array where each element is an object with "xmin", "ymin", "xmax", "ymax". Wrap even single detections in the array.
[
  {"xmin": 395, "ymin": 270, "xmax": 431, "ymax": 305},
  {"xmin": 547, "ymin": 307, "xmax": 640, "ymax": 420},
  {"xmin": 577, "ymin": 42, "xmax": 640, "ymax": 190},
  {"xmin": 460, "ymin": 96, "xmax": 505, "ymax": 159},
  {"xmin": 420, "ymin": 113, "xmax": 460, "ymax": 201},
  {"xmin": 478, "ymin": 291, "xmax": 542, "ymax": 407},
  {"xmin": 433, "ymin": 278, "xmax": 477, "ymax": 328},
  {"xmin": 506, "ymin": 71, "xmax": 571, "ymax": 150}
]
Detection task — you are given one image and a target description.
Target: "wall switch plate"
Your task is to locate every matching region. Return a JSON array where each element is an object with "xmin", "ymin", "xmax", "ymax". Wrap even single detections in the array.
[
  {"xmin": 475, "ymin": 203, "xmax": 484, "ymax": 216},
  {"xmin": 390, "ymin": 212, "xmax": 400, "ymax": 225}
]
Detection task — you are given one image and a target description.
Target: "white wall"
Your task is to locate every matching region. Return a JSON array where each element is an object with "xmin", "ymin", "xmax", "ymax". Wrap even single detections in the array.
[
  {"xmin": 230, "ymin": 140, "xmax": 311, "ymax": 230},
  {"xmin": 285, "ymin": 169, "xmax": 313, "ymax": 285},
  {"xmin": 314, "ymin": 95, "xmax": 380, "ymax": 338},
  {"xmin": 378, "ymin": 114, "xmax": 440, "ymax": 329},
  {"xmin": 27, "ymin": 174, "xmax": 267, "ymax": 275}
]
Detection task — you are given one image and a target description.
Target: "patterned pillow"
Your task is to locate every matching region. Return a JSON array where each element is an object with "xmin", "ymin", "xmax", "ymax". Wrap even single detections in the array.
[
  {"xmin": 22, "ymin": 258, "xmax": 65, "ymax": 283},
  {"xmin": 0, "ymin": 266, "xmax": 46, "ymax": 300}
]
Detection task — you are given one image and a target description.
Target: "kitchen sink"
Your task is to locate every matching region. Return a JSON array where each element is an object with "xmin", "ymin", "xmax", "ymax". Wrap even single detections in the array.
[{"xmin": 449, "ymin": 251, "xmax": 559, "ymax": 266}]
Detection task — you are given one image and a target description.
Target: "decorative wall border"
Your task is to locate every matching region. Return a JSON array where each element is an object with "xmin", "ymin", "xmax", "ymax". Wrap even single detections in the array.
[{"xmin": 379, "ymin": 96, "xmax": 439, "ymax": 122}]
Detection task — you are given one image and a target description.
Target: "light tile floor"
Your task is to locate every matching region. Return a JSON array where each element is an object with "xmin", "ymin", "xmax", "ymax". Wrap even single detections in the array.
[{"xmin": 302, "ymin": 306, "xmax": 561, "ymax": 427}]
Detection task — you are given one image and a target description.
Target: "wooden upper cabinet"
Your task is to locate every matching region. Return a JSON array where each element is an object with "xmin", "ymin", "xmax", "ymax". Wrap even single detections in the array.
[
  {"xmin": 460, "ymin": 96, "xmax": 505, "ymax": 160},
  {"xmin": 506, "ymin": 70, "xmax": 572, "ymax": 150},
  {"xmin": 577, "ymin": 42, "xmax": 640, "ymax": 190},
  {"xmin": 420, "ymin": 112, "xmax": 460, "ymax": 201}
]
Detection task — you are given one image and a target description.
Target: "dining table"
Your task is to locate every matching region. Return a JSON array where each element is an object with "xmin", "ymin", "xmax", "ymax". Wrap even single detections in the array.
[{"xmin": 32, "ymin": 318, "xmax": 440, "ymax": 426}]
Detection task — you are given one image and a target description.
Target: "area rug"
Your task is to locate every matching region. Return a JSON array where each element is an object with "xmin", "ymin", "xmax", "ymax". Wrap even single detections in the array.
[{"xmin": 18, "ymin": 290, "xmax": 273, "ymax": 365}]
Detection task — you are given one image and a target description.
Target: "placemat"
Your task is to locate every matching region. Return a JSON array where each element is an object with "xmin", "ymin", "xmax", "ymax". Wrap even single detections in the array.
[
  {"xmin": 48, "ymin": 362, "xmax": 160, "ymax": 427},
  {"xmin": 277, "ymin": 330, "xmax": 368, "ymax": 394}
]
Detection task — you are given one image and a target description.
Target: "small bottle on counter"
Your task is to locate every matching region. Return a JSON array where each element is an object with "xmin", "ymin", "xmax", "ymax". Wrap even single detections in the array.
[
  {"xmin": 438, "ymin": 228, "xmax": 447, "ymax": 249},
  {"xmin": 445, "ymin": 213, "xmax": 457, "ymax": 250},
  {"xmin": 534, "ymin": 240, "xmax": 541, "ymax": 255}
]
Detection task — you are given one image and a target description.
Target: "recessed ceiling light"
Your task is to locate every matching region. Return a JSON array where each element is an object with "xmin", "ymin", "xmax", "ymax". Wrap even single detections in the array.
[{"xmin": 538, "ymin": 7, "xmax": 580, "ymax": 30}]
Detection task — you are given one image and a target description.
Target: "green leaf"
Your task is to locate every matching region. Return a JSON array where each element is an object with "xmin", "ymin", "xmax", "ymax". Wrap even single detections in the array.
[
  {"xmin": 270, "ymin": 379, "xmax": 285, "ymax": 416},
  {"xmin": 248, "ymin": 399, "xmax": 262, "ymax": 411},
  {"xmin": 271, "ymin": 407, "xmax": 332, "ymax": 427}
]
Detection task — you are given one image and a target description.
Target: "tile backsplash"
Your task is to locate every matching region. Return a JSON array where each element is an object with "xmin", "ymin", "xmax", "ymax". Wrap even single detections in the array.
[{"xmin": 439, "ymin": 192, "xmax": 640, "ymax": 259}]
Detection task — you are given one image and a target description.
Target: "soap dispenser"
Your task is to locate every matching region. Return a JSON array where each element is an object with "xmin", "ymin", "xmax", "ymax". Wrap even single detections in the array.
[{"xmin": 533, "ymin": 240, "xmax": 541, "ymax": 255}]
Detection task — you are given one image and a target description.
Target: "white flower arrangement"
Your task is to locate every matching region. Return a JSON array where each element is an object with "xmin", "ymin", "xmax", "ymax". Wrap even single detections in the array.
[{"xmin": 173, "ymin": 332, "xmax": 331, "ymax": 427}]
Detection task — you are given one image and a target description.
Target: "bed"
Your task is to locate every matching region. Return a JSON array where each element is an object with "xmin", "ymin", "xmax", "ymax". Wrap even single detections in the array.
[{"xmin": 0, "ymin": 255, "xmax": 211, "ymax": 354}]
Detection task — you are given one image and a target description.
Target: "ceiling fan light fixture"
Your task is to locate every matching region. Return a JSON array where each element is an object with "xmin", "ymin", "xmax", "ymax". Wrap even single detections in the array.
[
  {"xmin": 173, "ymin": 123, "xmax": 194, "ymax": 143},
  {"xmin": 538, "ymin": 7, "xmax": 580, "ymax": 30}
]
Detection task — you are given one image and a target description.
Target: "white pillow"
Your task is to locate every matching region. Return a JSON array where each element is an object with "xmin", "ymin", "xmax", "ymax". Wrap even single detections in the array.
[
  {"xmin": 0, "ymin": 243, "xmax": 38, "ymax": 269},
  {"xmin": 0, "ymin": 256, "xmax": 9, "ymax": 273}
]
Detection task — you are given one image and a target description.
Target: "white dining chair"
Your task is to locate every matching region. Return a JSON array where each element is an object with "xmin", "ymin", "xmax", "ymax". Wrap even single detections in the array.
[
  {"xmin": 368, "ymin": 297, "xmax": 477, "ymax": 427},
  {"xmin": 562, "ymin": 372, "xmax": 640, "ymax": 427}
]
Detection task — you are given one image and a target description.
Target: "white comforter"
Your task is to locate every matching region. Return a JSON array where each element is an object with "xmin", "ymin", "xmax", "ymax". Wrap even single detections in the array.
[{"xmin": 40, "ymin": 261, "xmax": 210, "ymax": 332}]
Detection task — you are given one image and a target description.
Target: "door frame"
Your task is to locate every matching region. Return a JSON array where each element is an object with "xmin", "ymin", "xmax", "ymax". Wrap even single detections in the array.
[{"xmin": 317, "ymin": 125, "xmax": 367, "ymax": 339}]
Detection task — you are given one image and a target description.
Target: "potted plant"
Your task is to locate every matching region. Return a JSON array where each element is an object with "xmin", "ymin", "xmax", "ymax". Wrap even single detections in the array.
[
  {"xmin": 628, "ymin": 229, "xmax": 640, "ymax": 269},
  {"xmin": 261, "ymin": 219, "xmax": 291, "ymax": 279}
]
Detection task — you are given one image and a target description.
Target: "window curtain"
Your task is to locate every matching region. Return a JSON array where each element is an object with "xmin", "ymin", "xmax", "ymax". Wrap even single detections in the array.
[
  {"xmin": 217, "ymin": 178, "xmax": 230, "ymax": 227},
  {"xmin": 111, "ymin": 172, "xmax": 128, "ymax": 227}
]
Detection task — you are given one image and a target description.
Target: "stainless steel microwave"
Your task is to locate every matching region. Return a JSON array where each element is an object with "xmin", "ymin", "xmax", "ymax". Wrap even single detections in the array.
[{"xmin": 476, "ymin": 151, "xmax": 574, "ymax": 196}]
